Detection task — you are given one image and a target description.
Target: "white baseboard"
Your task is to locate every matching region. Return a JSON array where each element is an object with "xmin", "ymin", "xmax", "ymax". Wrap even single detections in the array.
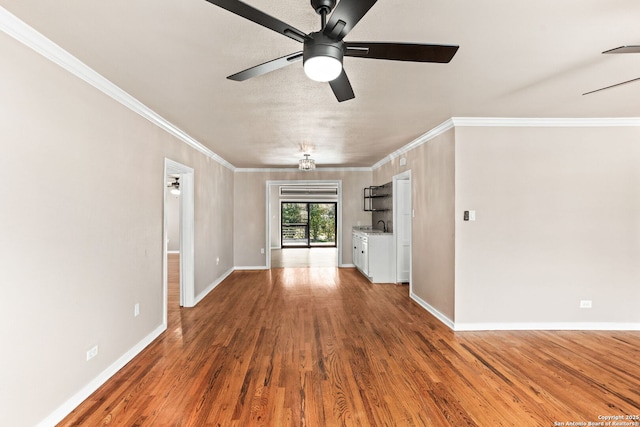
[
  {"xmin": 410, "ymin": 292, "xmax": 455, "ymax": 330},
  {"xmin": 453, "ymin": 322, "xmax": 640, "ymax": 331},
  {"xmin": 167, "ymin": 250, "xmax": 180, "ymax": 254},
  {"xmin": 339, "ymin": 263, "xmax": 356, "ymax": 268},
  {"xmin": 234, "ymin": 266, "xmax": 269, "ymax": 271},
  {"xmin": 194, "ymin": 267, "xmax": 234, "ymax": 305},
  {"xmin": 408, "ymin": 292, "xmax": 640, "ymax": 331},
  {"xmin": 37, "ymin": 324, "xmax": 166, "ymax": 427}
]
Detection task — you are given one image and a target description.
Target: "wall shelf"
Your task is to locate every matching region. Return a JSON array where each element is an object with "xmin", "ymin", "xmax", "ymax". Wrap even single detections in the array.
[{"xmin": 363, "ymin": 185, "xmax": 390, "ymax": 212}]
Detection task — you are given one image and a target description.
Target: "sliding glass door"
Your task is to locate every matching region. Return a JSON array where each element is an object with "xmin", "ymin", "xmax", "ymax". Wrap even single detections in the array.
[{"xmin": 281, "ymin": 202, "xmax": 337, "ymax": 248}]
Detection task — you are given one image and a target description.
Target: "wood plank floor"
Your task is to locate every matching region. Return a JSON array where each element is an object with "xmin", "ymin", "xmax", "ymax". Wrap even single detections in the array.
[{"xmin": 58, "ymin": 263, "xmax": 640, "ymax": 426}]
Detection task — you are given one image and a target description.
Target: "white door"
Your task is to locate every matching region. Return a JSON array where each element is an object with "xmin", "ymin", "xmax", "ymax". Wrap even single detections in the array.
[{"xmin": 396, "ymin": 179, "xmax": 411, "ymax": 282}]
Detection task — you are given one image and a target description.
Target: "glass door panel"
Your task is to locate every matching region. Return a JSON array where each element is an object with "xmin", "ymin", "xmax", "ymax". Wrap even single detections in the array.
[
  {"xmin": 281, "ymin": 202, "xmax": 336, "ymax": 248},
  {"xmin": 309, "ymin": 203, "xmax": 336, "ymax": 247},
  {"xmin": 281, "ymin": 203, "xmax": 309, "ymax": 247}
]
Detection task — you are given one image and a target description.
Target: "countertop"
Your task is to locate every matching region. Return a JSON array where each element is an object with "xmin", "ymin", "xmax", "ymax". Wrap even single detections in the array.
[{"xmin": 352, "ymin": 226, "xmax": 393, "ymax": 235}]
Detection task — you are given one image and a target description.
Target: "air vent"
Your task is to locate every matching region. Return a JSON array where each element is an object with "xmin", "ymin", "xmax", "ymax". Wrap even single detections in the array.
[{"xmin": 280, "ymin": 186, "xmax": 338, "ymax": 196}]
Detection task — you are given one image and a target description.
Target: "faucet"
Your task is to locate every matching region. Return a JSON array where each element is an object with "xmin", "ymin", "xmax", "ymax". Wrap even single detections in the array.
[{"xmin": 377, "ymin": 220, "xmax": 387, "ymax": 233}]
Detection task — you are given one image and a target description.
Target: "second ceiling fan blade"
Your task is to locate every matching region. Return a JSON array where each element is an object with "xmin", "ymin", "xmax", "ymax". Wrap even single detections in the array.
[
  {"xmin": 345, "ymin": 42, "xmax": 459, "ymax": 63},
  {"xmin": 329, "ymin": 70, "xmax": 355, "ymax": 102},
  {"xmin": 205, "ymin": 0, "xmax": 308, "ymax": 43},
  {"xmin": 227, "ymin": 52, "xmax": 303, "ymax": 81},
  {"xmin": 581, "ymin": 45, "xmax": 640, "ymax": 94},
  {"xmin": 603, "ymin": 45, "xmax": 640, "ymax": 54},
  {"xmin": 323, "ymin": 0, "xmax": 378, "ymax": 41},
  {"xmin": 583, "ymin": 77, "xmax": 640, "ymax": 95}
]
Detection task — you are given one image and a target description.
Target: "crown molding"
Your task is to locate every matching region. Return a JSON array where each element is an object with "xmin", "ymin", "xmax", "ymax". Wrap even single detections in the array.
[
  {"xmin": 235, "ymin": 167, "xmax": 372, "ymax": 173},
  {"xmin": 372, "ymin": 116, "xmax": 640, "ymax": 170},
  {"xmin": 0, "ymin": 6, "xmax": 235, "ymax": 171},
  {"xmin": 372, "ymin": 118, "xmax": 455, "ymax": 170},
  {"xmin": 451, "ymin": 117, "xmax": 640, "ymax": 127}
]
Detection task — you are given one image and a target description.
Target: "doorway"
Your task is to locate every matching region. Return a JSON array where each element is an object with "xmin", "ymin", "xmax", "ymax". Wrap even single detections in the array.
[
  {"xmin": 281, "ymin": 202, "xmax": 337, "ymax": 248},
  {"xmin": 163, "ymin": 159, "xmax": 195, "ymax": 328},
  {"xmin": 393, "ymin": 171, "xmax": 412, "ymax": 284},
  {"xmin": 265, "ymin": 180, "xmax": 343, "ymax": 269}
]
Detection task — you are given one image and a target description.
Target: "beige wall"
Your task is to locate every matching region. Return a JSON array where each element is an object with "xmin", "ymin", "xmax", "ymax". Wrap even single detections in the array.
[
  {"xmin": 374, "ymin": 130, "xmax": 456, "ymax": 321},
  {"xmin": 0, "ymin": 32, "xmax": 234, "ymax": 426},
  {"xmin": 234, "ymin": 170, "xmax": 372, "ymax": 267},
  {"xmin": 373, "ymin": 125, "xmax": 640, "ymax": 327},
  {"xmin": 454, "ymin": 126, "xmax": 640, "ymax": 325}
]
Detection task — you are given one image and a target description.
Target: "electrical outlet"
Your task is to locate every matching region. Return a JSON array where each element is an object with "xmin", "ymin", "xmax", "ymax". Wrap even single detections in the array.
[
  {"xmin": 216, "ymin": 257, "xmax": 220, "ymax": 265},
  {"xmin": 580, "ymin": 300, "xmax": 592, "ymax": 309},
  {"xmin": 260, "ymin": 248, "xmax": 265, "ymax": 254},
  {"xmin": 86, "ymin": 345, "xmax": 98, "ymax": 361},
  {"xmin": 134, "ymin": 303, "xmax": 140, "ymax": 317}
]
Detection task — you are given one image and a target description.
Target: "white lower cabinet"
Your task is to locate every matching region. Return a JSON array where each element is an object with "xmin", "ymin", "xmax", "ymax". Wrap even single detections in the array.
[{"xmin": 352, "ymin": 230, "xmax": 394, "ymax": 283}]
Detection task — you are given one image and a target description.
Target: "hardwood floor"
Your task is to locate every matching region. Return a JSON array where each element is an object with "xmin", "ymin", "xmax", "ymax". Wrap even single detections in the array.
[
  {"xmin": 58, "ymin": 265, "xmax": 640, "ymax": 426},
  {"xmin": 167, "ymin": 253, "xmax": 180, "ymax": 325}
]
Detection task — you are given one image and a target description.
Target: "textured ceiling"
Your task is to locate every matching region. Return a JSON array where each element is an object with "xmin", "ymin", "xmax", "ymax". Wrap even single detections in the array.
[{"xmin": 2, "ymin": 0, "xmax": 639, "ymax": 168}]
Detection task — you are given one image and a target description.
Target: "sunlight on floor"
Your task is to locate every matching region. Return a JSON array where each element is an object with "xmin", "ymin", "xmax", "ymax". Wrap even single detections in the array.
[{"xmin": 270, "ymin": 247, "xmax": 337, "ymax": 268}]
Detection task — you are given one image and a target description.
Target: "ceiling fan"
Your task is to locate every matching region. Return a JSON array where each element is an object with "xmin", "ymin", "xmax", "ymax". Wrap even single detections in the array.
[
  {"xmin": 204, "ymin": 0, "xmax": 459, "ymax": 102},
  {"xmin": 583, "ymin": 45, "xmax": 640, "ymax": 95},
  {"xmin": 168, "ymin": 177, "xmax": 180, "ymax": 195}
]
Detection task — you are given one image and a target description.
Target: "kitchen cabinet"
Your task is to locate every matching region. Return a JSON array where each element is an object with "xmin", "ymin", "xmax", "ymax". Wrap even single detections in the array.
[{"xmin": 352, "ymin": 229, "xmax": 394, "ymax": 283}]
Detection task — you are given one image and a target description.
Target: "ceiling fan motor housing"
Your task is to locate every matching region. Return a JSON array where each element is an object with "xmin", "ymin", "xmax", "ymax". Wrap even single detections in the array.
[
  {"xmin": 304, "ymin": 32, "xmax": 344, "ymax": 66},
  {"xmin": 310, "ymin": 0, "xmax": 336, "ymax": 15}
]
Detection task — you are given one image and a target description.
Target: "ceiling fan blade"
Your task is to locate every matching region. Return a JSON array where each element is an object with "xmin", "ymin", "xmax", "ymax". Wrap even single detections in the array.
[
  {"xmin": 603, "ymin": 45, "xmax": 640, "ymax": 54},
  {"xmin": 582, "ymin": 77, "xmax": 640, "ymax": 95},
  {"xmin": 323, "ymin": 0, "xmax": 377, "ymax": 41},
  {"xmin": 204, "ymin": 0, "xmax": 308, "ymax": 43},
  {"xmin": 329, "ymin": 70, "xmax": 355, "ymax": 102},
  {"xmin": 345, "ymin": 42, "xmax": 459, "ymax": 63},
  {"xmin": 227, "ymin": 52, "xmax": 303, "ymax": 81}
]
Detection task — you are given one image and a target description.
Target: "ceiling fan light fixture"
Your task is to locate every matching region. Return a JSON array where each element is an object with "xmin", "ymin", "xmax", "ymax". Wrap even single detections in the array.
[
  {"xmin": 299, "ymin": 154, "xmax": 316, "ymax": 171},
  {"xmin": 304, "ymin": 55, "xmax": 342, "ymax": 82},
  {"xmin": 303, "ymin": 33, "xmax": 343, "ymax": 82},
  {"xmin": 169, "ymin": 177, "xmax": 180, "ymax": 195}
]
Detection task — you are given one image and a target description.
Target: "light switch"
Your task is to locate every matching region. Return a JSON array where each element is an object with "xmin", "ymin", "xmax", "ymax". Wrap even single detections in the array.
[{"xmin": 464, "ymin": 210, "xmax": 476, "ymax": 221}]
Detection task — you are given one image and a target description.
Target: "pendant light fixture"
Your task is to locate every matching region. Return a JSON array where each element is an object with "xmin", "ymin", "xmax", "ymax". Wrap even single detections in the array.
[{"xmin": 299, "ymin": 154, "xmax": 316, "ymax": 171}]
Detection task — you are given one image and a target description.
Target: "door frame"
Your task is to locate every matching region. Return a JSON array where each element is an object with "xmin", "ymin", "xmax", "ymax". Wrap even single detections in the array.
[
  {"xmin": 393, "ymin": 170, "xmax": 412, "ymax": 286},
  {"xmin": 266, "ymin": 180, "xmax": 342, "ymax": 268},
  {"xmin": 163, "ymin": 158, "xmax": 195, "ymax": 327}
]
